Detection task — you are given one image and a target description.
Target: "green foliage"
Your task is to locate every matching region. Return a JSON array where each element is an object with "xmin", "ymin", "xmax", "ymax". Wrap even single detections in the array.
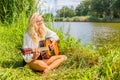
[
  {"xmin": 55, "ymin": 16, "xmax": 89, "ymax": 22},
  {"xmin": 55, "ymin": 17, "xmax": 64, "ymax": 21},
  {"xmin": 75, "ymin": 0, "xmax": 90, "ymax": 16},
  {"xmin": 0, "ymin": 0, "xmax": 120, "ymax": 79},
  {"xmin": 57, "ymin": 6, "xmax": 76, "ymax": 18},
  {"xmin": 0, "ymin": 0, "xmax": 35, "ymax": 24},
  {"xmin": 74, "ymin": 0, "xmax": 120, "ymax": 20},
  {"xmin": 88, "ymin": 16, "xmax": 101, "ymax": 22},
  {"xmin": 111, "ymin": 0, "xmax": 120, "ymax": 18},
  {"xmin": 0, "ymin": 15, "xmax": 120, "ymax": 79},
  {"xmin": 54, "ymin": 0, "xmax": 120, "ymax": 22},
  {"xmin": 42, "ymin": 13, "xmax": 54, "ymax": 22},
  {"xmin": 63, "ymin": 17, "xmax": 73, "ymax": 22}
]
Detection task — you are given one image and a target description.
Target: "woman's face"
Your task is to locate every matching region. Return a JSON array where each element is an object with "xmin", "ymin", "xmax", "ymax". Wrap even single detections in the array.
[{"xmin": 36, "ymin": 15, "xmax": 43, "ymax": 26}]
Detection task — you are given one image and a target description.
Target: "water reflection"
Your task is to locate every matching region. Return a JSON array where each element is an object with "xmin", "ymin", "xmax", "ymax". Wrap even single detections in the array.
[
  {"xmin": 91, "ymin": 23, "xmax": 120, "ymax": 47},
  {"xmin": 53, "ymin": 22, "xmax": 93, "ymax": 44},
  {"xmin": 53, "ymin": 22, "xmax": 120, "ymax": 47}
]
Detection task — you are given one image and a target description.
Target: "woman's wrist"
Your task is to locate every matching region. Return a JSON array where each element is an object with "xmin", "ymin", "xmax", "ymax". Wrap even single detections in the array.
[
  {"xmin": 51, "ymin": 40, "xmax": 55, "ymax": 44},
  {"xmin": 32, "ymin": 52, "xmax": 40, "ymax": 60}
]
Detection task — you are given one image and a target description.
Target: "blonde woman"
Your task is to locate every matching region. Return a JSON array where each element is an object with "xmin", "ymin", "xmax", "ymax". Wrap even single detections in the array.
[{"xmin": 22, "ymin": 12, "xmax": 67, "ymax": 74}]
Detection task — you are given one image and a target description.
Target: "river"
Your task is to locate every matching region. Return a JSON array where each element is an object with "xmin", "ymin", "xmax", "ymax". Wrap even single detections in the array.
[{"xmin": 52, "ymin": 22, "xmax": 120, "ymax": 47}]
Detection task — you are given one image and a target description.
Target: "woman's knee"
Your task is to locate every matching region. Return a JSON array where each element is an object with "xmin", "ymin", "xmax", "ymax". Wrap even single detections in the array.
[
  {"xmin": 52, "ymin": 55, "xmax": 67, "ymax": 60},
  {"xmin": 28, "ymin": 60, "xmax": 48, "ymax": 71},
  {"xmin": 63, "ymin": 55, "xmax": 67, "ymax": 60},
  {"xmin": 48, "ymin": 56, "xmax": 58, "ymax": 61},
  {"xmin": 59, "ymin": 55, "xmax": 67, "ymax": 61}
]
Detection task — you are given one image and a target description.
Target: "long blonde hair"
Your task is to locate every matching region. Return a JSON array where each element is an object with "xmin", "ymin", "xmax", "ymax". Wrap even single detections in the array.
[{"xmin": 27, "ymin": 12, "xmax": 46, "ymax": 43}]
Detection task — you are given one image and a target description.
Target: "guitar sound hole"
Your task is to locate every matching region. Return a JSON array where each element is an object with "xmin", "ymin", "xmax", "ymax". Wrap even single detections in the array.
[
  {"xmin": 40, "ymin": 51, "xmax": 46, "ymax": 56},
  {"xmin": 39, "ymin": 40, "xmax": 45, "ymax": 47},
  {"xmin": 51, "ymin": 50, "xmax": 55, "ymax": 55}
]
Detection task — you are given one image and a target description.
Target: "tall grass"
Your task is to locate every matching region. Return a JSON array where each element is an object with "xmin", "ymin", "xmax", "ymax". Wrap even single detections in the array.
[
  {"xmin": 1, "ymin": 13, "xmax": 120, "ymax": 79},
  {"xmin": 0, "ymin": 0, "xmax": 35, "ymax": 24},
  {"xmin": 0, "ymin": 1, "xmax": 120, "ymax": 80}
]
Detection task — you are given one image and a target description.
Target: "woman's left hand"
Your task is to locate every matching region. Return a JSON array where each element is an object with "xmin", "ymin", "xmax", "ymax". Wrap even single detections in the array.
[{"xmin": 49, "ymin": 40, "xmax": 55, "ymax": 50}]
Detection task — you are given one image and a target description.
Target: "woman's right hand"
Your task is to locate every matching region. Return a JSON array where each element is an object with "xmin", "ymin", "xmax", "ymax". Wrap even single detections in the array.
[{"xmin": 32, "ymin": 48, "xmax": 40, "ymax": 60}]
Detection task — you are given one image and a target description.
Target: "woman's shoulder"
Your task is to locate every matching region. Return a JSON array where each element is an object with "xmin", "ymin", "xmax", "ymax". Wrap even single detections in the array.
[
  {"xmin": 24, "ymin": 32, "xmax": 29, "ymax": 37},
  {"xmin": 24, "ymin": 32, "xmax": 31, "ymax": 40}
]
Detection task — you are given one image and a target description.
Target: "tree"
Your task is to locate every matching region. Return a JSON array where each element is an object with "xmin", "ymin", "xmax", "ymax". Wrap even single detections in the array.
[
  {"xmin": 111, "ymin": 0, "xmax": 120, "ymax": 18},
  {"xmin": 57, "ymin": 6, "xmax": 75, "ymax": 18},
  {"xmin": 75, "ymin": 0, "xmax": 120, "ymax": 19},
  {"xmin": 90, "ymin": 0, "xmax": 104, "ymax": 17},
  {"xmin": 75, "ymin": 0, "xmax": 91, "ymax": 16}
]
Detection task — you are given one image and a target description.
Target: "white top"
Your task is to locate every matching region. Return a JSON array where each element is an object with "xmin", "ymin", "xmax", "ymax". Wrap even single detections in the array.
[{"xmin": 23, "ymin": 27, "xmax": 59, "ymax": 63}]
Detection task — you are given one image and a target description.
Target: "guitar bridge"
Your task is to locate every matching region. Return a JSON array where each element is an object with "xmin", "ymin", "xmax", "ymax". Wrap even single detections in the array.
[{"xmin": 40, "ymin": 51, "xmax": 46, "ymax": 56}]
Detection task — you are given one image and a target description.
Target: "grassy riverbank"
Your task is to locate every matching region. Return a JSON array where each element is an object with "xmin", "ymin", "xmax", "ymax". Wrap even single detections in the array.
[
  {"xmin": 0, "ymin": 15, "xmax": 120, "ymax": 80},
  {"xmin": 55, "ymin": 16, "xmax": 120, "ymax": 22}
]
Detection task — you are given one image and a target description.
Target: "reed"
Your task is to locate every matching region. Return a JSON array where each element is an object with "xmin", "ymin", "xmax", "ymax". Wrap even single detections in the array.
[
  {"xmin": 1, "ymin": 15, "xmax": 120, "ymax": 79},
  {"xmin": 0, "ymin": 1, "xmax": 120, "ymax": 80},
  {"xmin": 0, "ymin": 0, "xmax": 35, "ymax": 24}
]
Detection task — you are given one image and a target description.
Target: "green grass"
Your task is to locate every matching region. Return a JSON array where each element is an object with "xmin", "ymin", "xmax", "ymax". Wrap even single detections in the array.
[{"xmin": 0, "ymin": 14, "xmax": 120, "ymax": 80}]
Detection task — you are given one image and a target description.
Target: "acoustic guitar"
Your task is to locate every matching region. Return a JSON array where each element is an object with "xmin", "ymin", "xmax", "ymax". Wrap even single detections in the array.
[{"xmin": 21, "ymin": 40, "xmax": 60, "ymax": 59}]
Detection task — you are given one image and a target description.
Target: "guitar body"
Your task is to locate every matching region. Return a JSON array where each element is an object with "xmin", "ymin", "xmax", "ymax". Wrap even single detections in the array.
[
  {"xmin": 39, "ymin": 40, "xmax": 59, "ymax": 57},
  {"xmin": 45, "ymin": 40, "xmax": 59, "ymax": 56}
]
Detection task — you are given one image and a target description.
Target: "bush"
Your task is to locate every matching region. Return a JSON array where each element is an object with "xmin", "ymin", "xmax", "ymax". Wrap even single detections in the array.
[
  {"xmin": 55, "ymin": 17, "xmax": 63, "ymax": 21},
  {"xmin": 88, "ymin": 16, "xmax": 101, "ymax": 22}
]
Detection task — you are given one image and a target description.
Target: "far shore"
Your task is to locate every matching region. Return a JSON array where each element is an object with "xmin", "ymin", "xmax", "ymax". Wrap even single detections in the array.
[{"xmin": 54, "ymin": 16, "xmax": 120, "ymax": 23}]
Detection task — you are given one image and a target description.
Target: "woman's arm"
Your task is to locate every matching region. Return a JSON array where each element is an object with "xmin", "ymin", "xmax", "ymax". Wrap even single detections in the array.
[
  {"xmin": 46, "ymin": 28, "xmax": 59, "ymax": 50},
  {"xmin": 46, "ymin": 27, "xmax": 59, "ymax": 41},
  {"xmin": 23, "ymin": 32, "xmax": 40, "ymax": 63}
]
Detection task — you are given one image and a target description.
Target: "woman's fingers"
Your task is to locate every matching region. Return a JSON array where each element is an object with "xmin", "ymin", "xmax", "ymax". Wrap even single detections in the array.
[
  {"xmin": 33, "ymin": 48, "xmax": 40, "ymax": 53},
  {"xmin": 50, "ymin": 44, "xmax": 54, "ymax": 50}
]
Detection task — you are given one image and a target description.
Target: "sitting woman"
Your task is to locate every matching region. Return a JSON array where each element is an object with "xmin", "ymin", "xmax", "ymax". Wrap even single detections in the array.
[{"xmin": 22, "ymin": 12, "xmax": 67, "ymax": 74}]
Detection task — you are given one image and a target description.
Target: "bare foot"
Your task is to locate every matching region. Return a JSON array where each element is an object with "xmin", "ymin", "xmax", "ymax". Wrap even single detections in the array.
[{"xmin": 42, "ymin": 67, "xmax": 51, "ymax": 75}]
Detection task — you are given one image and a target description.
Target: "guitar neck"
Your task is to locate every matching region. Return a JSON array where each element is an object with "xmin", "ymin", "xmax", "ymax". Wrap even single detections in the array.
[{"xmin": 37, "ymin": 47, "xmax": 49, "ymax": 52}]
